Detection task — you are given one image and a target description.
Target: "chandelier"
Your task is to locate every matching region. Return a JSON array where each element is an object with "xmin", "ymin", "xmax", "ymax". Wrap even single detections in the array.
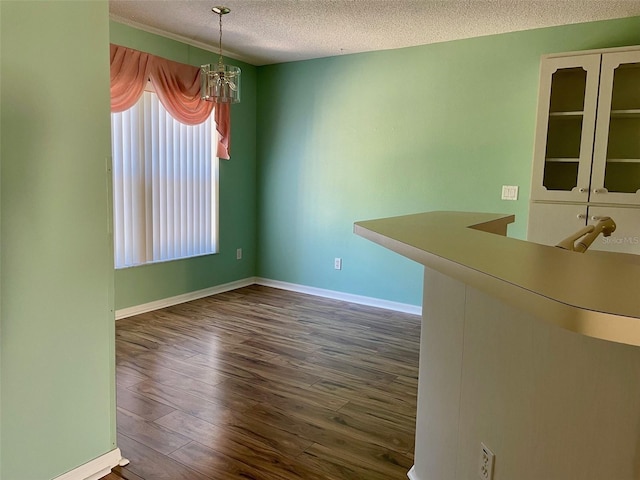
[{"xmin": 201, "ymin": 6, "xmax": 241, "ymax": 104}]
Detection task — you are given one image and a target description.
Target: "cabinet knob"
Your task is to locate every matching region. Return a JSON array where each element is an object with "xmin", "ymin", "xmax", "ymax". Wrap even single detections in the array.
[{"xmin": 578, "ymin": 187, "xmax": 587, "ymax": 193}]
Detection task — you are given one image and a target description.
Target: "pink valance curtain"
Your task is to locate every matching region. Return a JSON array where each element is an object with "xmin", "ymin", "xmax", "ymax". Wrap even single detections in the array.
[{"xmin": 109, "ymin": 44, "xmax": 231, "ymax": 159}]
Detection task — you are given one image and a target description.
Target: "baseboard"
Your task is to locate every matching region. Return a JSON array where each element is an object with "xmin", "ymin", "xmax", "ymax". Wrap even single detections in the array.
[
  {"xmin": 407, "ymin": 465, "xmax": 420, "ymax": 480},
  {"xmin": 53, "ymin": 448, "xmax": 122, "ymax": 480},
  {"xmin": 255, "ymin": 278, "xmax": 422, "ymax": 315},
  {"xmin": 115, "ymin": 277, "xmax": 256, "ymax": 319},
  {"xmin": 116, "ymin": 276, "xmax": 421, "ymax": 320}
]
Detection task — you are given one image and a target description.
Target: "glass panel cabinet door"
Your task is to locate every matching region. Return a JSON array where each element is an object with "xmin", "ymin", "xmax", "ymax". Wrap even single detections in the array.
[
  {"xmin": 530, "ymin": 55, "xmax": 601, "ymax": 202},
  {"xmin": 592, "ymin": 50, "xmax": 640, "ymax": 205}
]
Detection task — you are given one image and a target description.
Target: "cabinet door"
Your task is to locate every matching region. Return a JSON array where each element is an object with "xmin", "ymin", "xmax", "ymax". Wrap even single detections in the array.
[
  {"xmin": 527, "ymin": 202, "xmax": 588, "ymax": 246},
  {"xmin": 530, "ymin": 55, "xmax": 601, "ymax": 202},
  {"xmin": 588, "ymin": 206, "xmax": 640, "ymax": 254},
  {"xmin": 592, "ymin": 50, "xmax": 640, "ymax": 205}
]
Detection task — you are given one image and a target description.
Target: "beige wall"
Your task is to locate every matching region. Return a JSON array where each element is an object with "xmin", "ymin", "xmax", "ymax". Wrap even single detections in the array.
[{"xmin": 415, "ymin": 267, "xmax": 640, "ymax": 479}]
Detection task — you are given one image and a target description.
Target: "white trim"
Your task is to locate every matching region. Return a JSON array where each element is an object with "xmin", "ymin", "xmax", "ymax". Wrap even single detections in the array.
[
  {"xmin": 116, "ymin": 277, "xmax": 421, "ymax": 319},
  {"xmin": 543, "ymin": 44, "xmax": 640, "ymax": 60},
  {"xmin": 115, "ymin": 277, "xmax": 255, "ymax": 319},
  {"xmin": 255, "ymin": 278, "xmax": 422, "ymax": 316},
  {"xmin": 407, "ymin": 465, "xmax": 420, "ymax": 480},
  {"xmin": 109, "ymin": 14, "xmax": 245, "ymax": 64},
  {"xmin": 53, "ymin": 448, "xmax": 122, "ymax": 480}
]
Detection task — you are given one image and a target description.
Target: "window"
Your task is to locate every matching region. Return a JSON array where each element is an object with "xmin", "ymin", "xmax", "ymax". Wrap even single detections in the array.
[{"xmin": 111, "ymin": 91, "xmax": 218, "ymax": 268}]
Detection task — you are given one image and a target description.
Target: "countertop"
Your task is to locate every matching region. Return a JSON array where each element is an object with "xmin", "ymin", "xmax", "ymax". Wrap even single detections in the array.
[{"xmin": 354, "ymin": 211, "xmax": 640, "ymax": 346}]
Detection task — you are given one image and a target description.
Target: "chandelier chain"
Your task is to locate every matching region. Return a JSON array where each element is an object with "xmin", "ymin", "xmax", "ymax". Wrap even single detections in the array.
[{"xmin": 218, "ymin": 11, "xmax": 224, "ymax": 64}]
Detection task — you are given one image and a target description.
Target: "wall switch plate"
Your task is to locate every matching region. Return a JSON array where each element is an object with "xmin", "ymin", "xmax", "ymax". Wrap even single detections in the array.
[
  {"xmin": 334, "ymin": 258, "xmax": 342, "ymax": 270},
  {"xmin": 501, "ymin": 185, "xmax": 519, "ymax": 200},
  {"xmin": 236, "ymin": 248, "xmax": 242, "ymax": 260},
  {"xmin": 479, "ymin": 443, "xmax": 495, "ymax": 480}
]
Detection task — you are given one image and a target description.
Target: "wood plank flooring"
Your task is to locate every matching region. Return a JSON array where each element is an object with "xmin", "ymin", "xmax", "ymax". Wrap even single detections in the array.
[{"xmin": 110, "ymin": 285, "xmax": 421, "ymax": 480}]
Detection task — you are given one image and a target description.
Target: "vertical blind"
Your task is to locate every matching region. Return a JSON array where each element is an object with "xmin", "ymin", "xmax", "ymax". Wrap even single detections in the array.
[{"xmin": 111, "ymin": 91, "xmax": 218, "ymax": 268}]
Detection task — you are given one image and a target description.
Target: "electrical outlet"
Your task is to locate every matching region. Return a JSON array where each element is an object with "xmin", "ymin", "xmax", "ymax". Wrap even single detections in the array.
[
  {"xmin": 236, "ymin": 248, "xmax": 242, "ymax": 260},
  {"xmin": 479, "ymin": 443, "xmax": 495, "ymax": 480},
  {"xmin": 334, "ymin": 258, "xmax": 342, "ymax": 270}
]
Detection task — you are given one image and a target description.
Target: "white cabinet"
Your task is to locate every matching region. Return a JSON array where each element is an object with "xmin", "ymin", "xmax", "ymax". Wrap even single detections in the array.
[
  {"xmin": 592, "ymin": 50, "xmax": 640, "ymax": 205},
  {"xmin": 530, "ymin": 55, "xmax": 600, "ymax": 203},
  {"xmin": 527, "ymin": 203, "xmax": 587, "ymax": 247},
  {"xmin": 528, "ymin": 47, "xmax": 640, "ymax": 254},
  {"xmin": 588, "ymin": 205, "xmax": 640, "ymax": 254},
  {"xmin": 528, "ymin": 202, "xmax": 640, "ymax": 254}
]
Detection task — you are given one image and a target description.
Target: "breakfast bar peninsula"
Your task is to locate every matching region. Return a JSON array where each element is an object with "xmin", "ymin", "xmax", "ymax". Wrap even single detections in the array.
[{"xmin": 355, "ymin": 211, "xmax": 640, "ymax": 480}]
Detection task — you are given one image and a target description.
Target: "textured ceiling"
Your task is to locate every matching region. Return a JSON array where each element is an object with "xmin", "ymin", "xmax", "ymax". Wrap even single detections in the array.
[{"xmin": 109, "ymin": 0, "xmax": 640, "ymax": 66}]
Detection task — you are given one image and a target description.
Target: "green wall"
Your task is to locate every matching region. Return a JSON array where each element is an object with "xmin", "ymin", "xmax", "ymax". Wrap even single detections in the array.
[
  {"xmin": 256, "ymin": 17, "xmax": 640, "ymax": 307},
  {"xmin": 0, "ymin": 7, "xmax": 639, "ymax": 480},
  {"xmin": 110, "ymin": 22, "xmax": 258, "ymax": 311},
  {"xmin": 0, "ymin": 1, "xmax": 3, "ymax": 473},
  {"xmin": 0, "ymin": 1, "xmax": 115, "ymax": 479}
]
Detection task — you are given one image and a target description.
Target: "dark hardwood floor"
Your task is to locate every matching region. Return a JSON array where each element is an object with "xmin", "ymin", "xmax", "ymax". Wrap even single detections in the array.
[{"xmin": 109, "ymin": 285, "xmax": 420, "ymax": 480}]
